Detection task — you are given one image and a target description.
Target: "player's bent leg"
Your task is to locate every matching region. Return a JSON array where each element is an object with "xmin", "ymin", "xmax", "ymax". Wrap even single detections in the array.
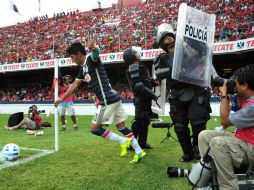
[
  {"xmin": 120, "ymin": 138, "xmax": 131, "ymax": 157},
  {"xmin": 61, "ymin": 116, "xmax": 66, "ymax": 131},
  {"xmin": 71, "ymin": 115, "xmax": 78, "ymax": 131},
  {"xmin": 116, "ymin": 122, "xmax": 146, "ymax": 162},
  {"xmin": 91, "ymin": 123, "xmax": 129, "ymax": 157}
]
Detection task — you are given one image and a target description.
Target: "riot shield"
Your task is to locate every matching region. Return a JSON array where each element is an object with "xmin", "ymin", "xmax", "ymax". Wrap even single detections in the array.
[
  {"xmin": 172, "ymin": 3, "xmax": 216, "ymax": 87},
  {"xmin": 151, "ymin": 65, "xmax": 166, "ymax": 115}
]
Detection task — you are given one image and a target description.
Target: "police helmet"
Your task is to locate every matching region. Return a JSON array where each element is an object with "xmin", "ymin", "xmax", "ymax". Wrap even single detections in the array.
[
  {"xmin": 156, "ymin": 23, "xmax": 175, "ymax": 44},
  {"xmin": 123, "ymin": 46, "xmax": 142, "ymax": 65}
]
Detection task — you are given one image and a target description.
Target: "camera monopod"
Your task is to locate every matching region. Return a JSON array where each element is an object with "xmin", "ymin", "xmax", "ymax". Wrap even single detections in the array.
[{"xmin": 151, "ymin": 122, "xmax": 178, "ymax": 143}]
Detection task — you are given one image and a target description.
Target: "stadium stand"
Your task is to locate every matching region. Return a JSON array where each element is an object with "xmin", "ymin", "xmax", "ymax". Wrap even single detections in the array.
[
  {"xmin": 0, "ymin": 0, "xmax": 253, "ymax": 65},
  {"xmin": 0, "ymin": 84, "xmax": 133, "ymax": 101}
]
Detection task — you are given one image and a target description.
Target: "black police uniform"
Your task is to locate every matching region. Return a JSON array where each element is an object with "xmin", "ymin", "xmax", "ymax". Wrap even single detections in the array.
[
  {"xmin": 154, "ymin": 52, "xmax": 211, "ymax": 161},
  {"xmin": 127, "ymin": 63, "xmax": 157, "ymax": 149}
]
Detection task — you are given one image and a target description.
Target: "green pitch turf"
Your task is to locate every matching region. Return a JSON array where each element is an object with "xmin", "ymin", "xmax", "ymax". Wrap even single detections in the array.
[{"xmin": 0, "ymin": 114, "xmax": 222, "ymax": 190}]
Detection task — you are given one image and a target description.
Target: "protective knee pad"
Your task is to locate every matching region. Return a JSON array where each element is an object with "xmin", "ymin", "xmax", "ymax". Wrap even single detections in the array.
[
  {"xmin": 174, "ymin": 123, "xmax": 190, "ymax": 137},
  {"xmin": 138, "ymin": 119, "xmax": 150, "ymax": 146},
  {"xmin": 174, "ymin": 123, "xmax": 193, "ymax": 155},
  {"xmin": 131, "ymin": 119, "xmax": 141, "ymax": 138},
  {"xmin": 191, "ymin": 120, "xmax": 206, "ymax": 147},
  {"xmin": 131, "ymin": 119, "xmax": 140, "ymax": 129}
]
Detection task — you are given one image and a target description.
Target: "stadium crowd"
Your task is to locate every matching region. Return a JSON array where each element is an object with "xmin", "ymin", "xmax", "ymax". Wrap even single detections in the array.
[
  {"xmin": 0, "ymin": 83, "xmax": 133, "ymax": 102},
  {"xmin": 0, "ymin": 84, "xmax": 222, "ymax": 102},
  {"xmin": 0, "ymin": 0, "xmax": 253, "ymax": 65}
]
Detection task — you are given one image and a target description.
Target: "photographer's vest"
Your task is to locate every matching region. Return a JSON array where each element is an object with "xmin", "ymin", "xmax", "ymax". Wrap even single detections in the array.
[
  {"xmin": 32, "ymin": 114, "xmax": 42, "ymax": 127},
  {"xmin": 235, "ymin": 99, "xmax": 254, "ymax": 146}
]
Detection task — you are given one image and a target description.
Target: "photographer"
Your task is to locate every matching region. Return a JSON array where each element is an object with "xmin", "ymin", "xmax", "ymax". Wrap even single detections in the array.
[
  {"xmin": 198, "ymin": 64, "xmax": 254, "ymax": 190},
  {"xmin": 154, "ymin": 23, "xmax": 211, "ymax": 162},
  {"xmin": 4, "ymin": 105, "xmax": 43, "ymax": 131},
  {"xmin": 123, "ymin": 47, "xmax": 158, "ymax": 149}
]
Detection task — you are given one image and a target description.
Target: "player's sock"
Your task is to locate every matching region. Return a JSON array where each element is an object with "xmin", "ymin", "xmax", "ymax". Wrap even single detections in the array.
[
  {"xmin": 61, "ymin": 125, "xmax": 66, "ymax": 131},
  {"xmin": 119, "ymin": 127, "xmax": 142, "ymax": 154},
  {"xmin": 91, "ymin": 128, "xmax": 125, "ymax": 144},
  {"xmin": 73, "ymin": 124, "xmax": 78, "ymax": 130}
]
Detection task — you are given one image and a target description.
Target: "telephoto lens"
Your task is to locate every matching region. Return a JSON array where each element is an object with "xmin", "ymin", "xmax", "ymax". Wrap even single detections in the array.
[{"xmin": 167, "ymin": 167, "xmax": 190, "ymax": 178}]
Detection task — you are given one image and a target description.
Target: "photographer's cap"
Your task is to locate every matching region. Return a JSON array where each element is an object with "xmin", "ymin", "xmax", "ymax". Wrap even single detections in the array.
[{"xmin": 63, "ymin": 75, "xmax": 71, "ymax": 79}]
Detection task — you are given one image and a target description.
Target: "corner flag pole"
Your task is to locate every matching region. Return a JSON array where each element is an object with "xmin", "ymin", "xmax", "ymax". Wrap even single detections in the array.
[{"xmin": 54, "ymin": 59, "xmax": 59, "ymax": 152}]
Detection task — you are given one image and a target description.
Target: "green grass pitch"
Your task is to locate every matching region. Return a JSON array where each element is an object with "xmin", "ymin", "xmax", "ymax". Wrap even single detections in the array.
[{"xmin": 0, "ymin": 114, "xmax": 221, "ymax": 190}]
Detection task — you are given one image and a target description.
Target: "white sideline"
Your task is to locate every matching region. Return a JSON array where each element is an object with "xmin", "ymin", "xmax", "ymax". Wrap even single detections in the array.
[
  {"xmin": 0, "ymin": 147, "xmax": 54, "ymax": 170},
  {"xmin": 0, "ymin": 102, "xmax": 221, "ymax": 116}
]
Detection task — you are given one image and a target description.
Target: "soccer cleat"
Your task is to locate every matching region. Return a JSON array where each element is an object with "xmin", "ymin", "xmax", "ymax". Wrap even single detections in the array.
[
  {"xmin": 140, "ymin": 143, "xmax": 153, "ymax": 149},
  {"xmin": 73, "ymin": 126, "xmax": 78, "ymax": 131},
  {"xmin": 130, "ymin": 151, "xmax": 147, "ymax": 163},
  {"xmin": 120, "ymin": 138, "xmax": 131, "ymax": 157},
  {"xmin": 61, "ymin": 127, "xmax": 66, "ymax": 131}
]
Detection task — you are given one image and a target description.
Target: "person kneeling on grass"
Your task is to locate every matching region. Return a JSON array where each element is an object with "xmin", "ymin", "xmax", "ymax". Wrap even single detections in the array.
[
  {"xmin": 198, "ymin": 64, "xmax": 254, "ymax": 190},
  {"xmin": 4, "ymin": 105, "xmax": 43, "ymax": 131},
  {"xmin": 54, "ymin": 41, "xmax": 146, "ymax": 163}
]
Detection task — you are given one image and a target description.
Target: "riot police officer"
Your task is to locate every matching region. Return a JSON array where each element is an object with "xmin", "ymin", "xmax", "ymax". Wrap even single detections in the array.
[
  {"xmin": 154, "ymin": 24, "xmax": 211, "ymax": 162},
  {"xmin": 123, "ymin": 47, "xmax": 158, "ymax": 149}
]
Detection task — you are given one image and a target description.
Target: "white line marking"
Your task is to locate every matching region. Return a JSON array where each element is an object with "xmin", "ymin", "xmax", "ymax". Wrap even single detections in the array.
[{"xmin": 0, "ymin": 147, "xmax": 55, "ymax": 169}]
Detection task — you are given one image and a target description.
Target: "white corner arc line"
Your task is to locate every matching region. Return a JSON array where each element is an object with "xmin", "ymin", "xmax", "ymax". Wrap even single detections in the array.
[{"xmin": 0, "ymin": 147, "xmax": 55, "ymax": 170}]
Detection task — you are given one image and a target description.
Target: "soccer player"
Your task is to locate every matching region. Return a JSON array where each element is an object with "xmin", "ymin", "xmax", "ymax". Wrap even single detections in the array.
[
  {"xmin": 54, "ymin": 41, "xmax": 146, "ymax": 163},
  {"xmin": 58, "ymin": 75, "xmax": 78, "ymax": 131}
]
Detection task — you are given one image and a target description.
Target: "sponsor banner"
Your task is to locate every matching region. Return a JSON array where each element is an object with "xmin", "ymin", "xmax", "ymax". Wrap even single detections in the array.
[
  {"xmin": 141, "ymin": 49, "xmax": 164, "ymax": 60},
  {"xmin": 59, "ymin": 58, "xmax": 74, "ymax": 67},
  {"xmin": 0, "ymin": 60, "xmax": 56, "ymax": 72},
  {"xmin": 214, "ymin": 37, "xmax": 254, "ymax": 54},
  {"xmin": 98, "ymin": 49, "xmax": 164, "ymax": 63},
  {"xmin": 0, "ymin": 38, "xmax": 253, "ymax": 73}
]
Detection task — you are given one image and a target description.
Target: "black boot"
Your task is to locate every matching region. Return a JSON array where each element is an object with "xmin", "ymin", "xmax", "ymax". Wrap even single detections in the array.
[
  {"xmin": 191, "ymin": 122, "xmax": 206, "ymax": 160},
  {"xmin": 193, "ymin": 146, "xmax": 201, "ymax": 160},
  {"xmin": 180, "ymin": 153, "xmax": 194, "ymax": 162},
  {"xmin": 174, "ymin": 123, "xmax": 194, "ymax": 162},
  {"xmin": 131, "ymin": 119, "xmax": 140, "ymax": 139},
  {"xmin": 128, "ymin": 146, "xmax": 134, "ymax": 151},
  {"xmin": 138, "ymin": 120, "xmax": 149, "ymax": 149},
  {"xmin": 140, "ymin": 143, "xmax": 153, "ymax": 149}
]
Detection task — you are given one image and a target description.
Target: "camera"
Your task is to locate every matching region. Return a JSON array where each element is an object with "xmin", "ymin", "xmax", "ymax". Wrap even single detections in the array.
[
  {"xmin": 152, "ymin": 122, "xmax": 173, "ymax": 129},
  {"xmin": 188, "ymin": 159, "xmax": 212, "ymax": 187},
  {"xmin": 188, "ymin": 153, "xmax": 214, "ymax": 188},
  {"xmin": 152, "ymin": 122, "xmax": 176, "ymax": 143},
  {"xmin": 38, "ymin": 110, "xmax": 45, "ymax": 114},
  {"xmin": 167, "ymin": 167, "xmax": 190, "ymax": 178},
  {"xmin": 212, "ymin": 76, "xmax": 236, "ymax": 94},
  {"xmin": 29, "ymin": 106, "xmax": 35, "ymax": 113}
]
